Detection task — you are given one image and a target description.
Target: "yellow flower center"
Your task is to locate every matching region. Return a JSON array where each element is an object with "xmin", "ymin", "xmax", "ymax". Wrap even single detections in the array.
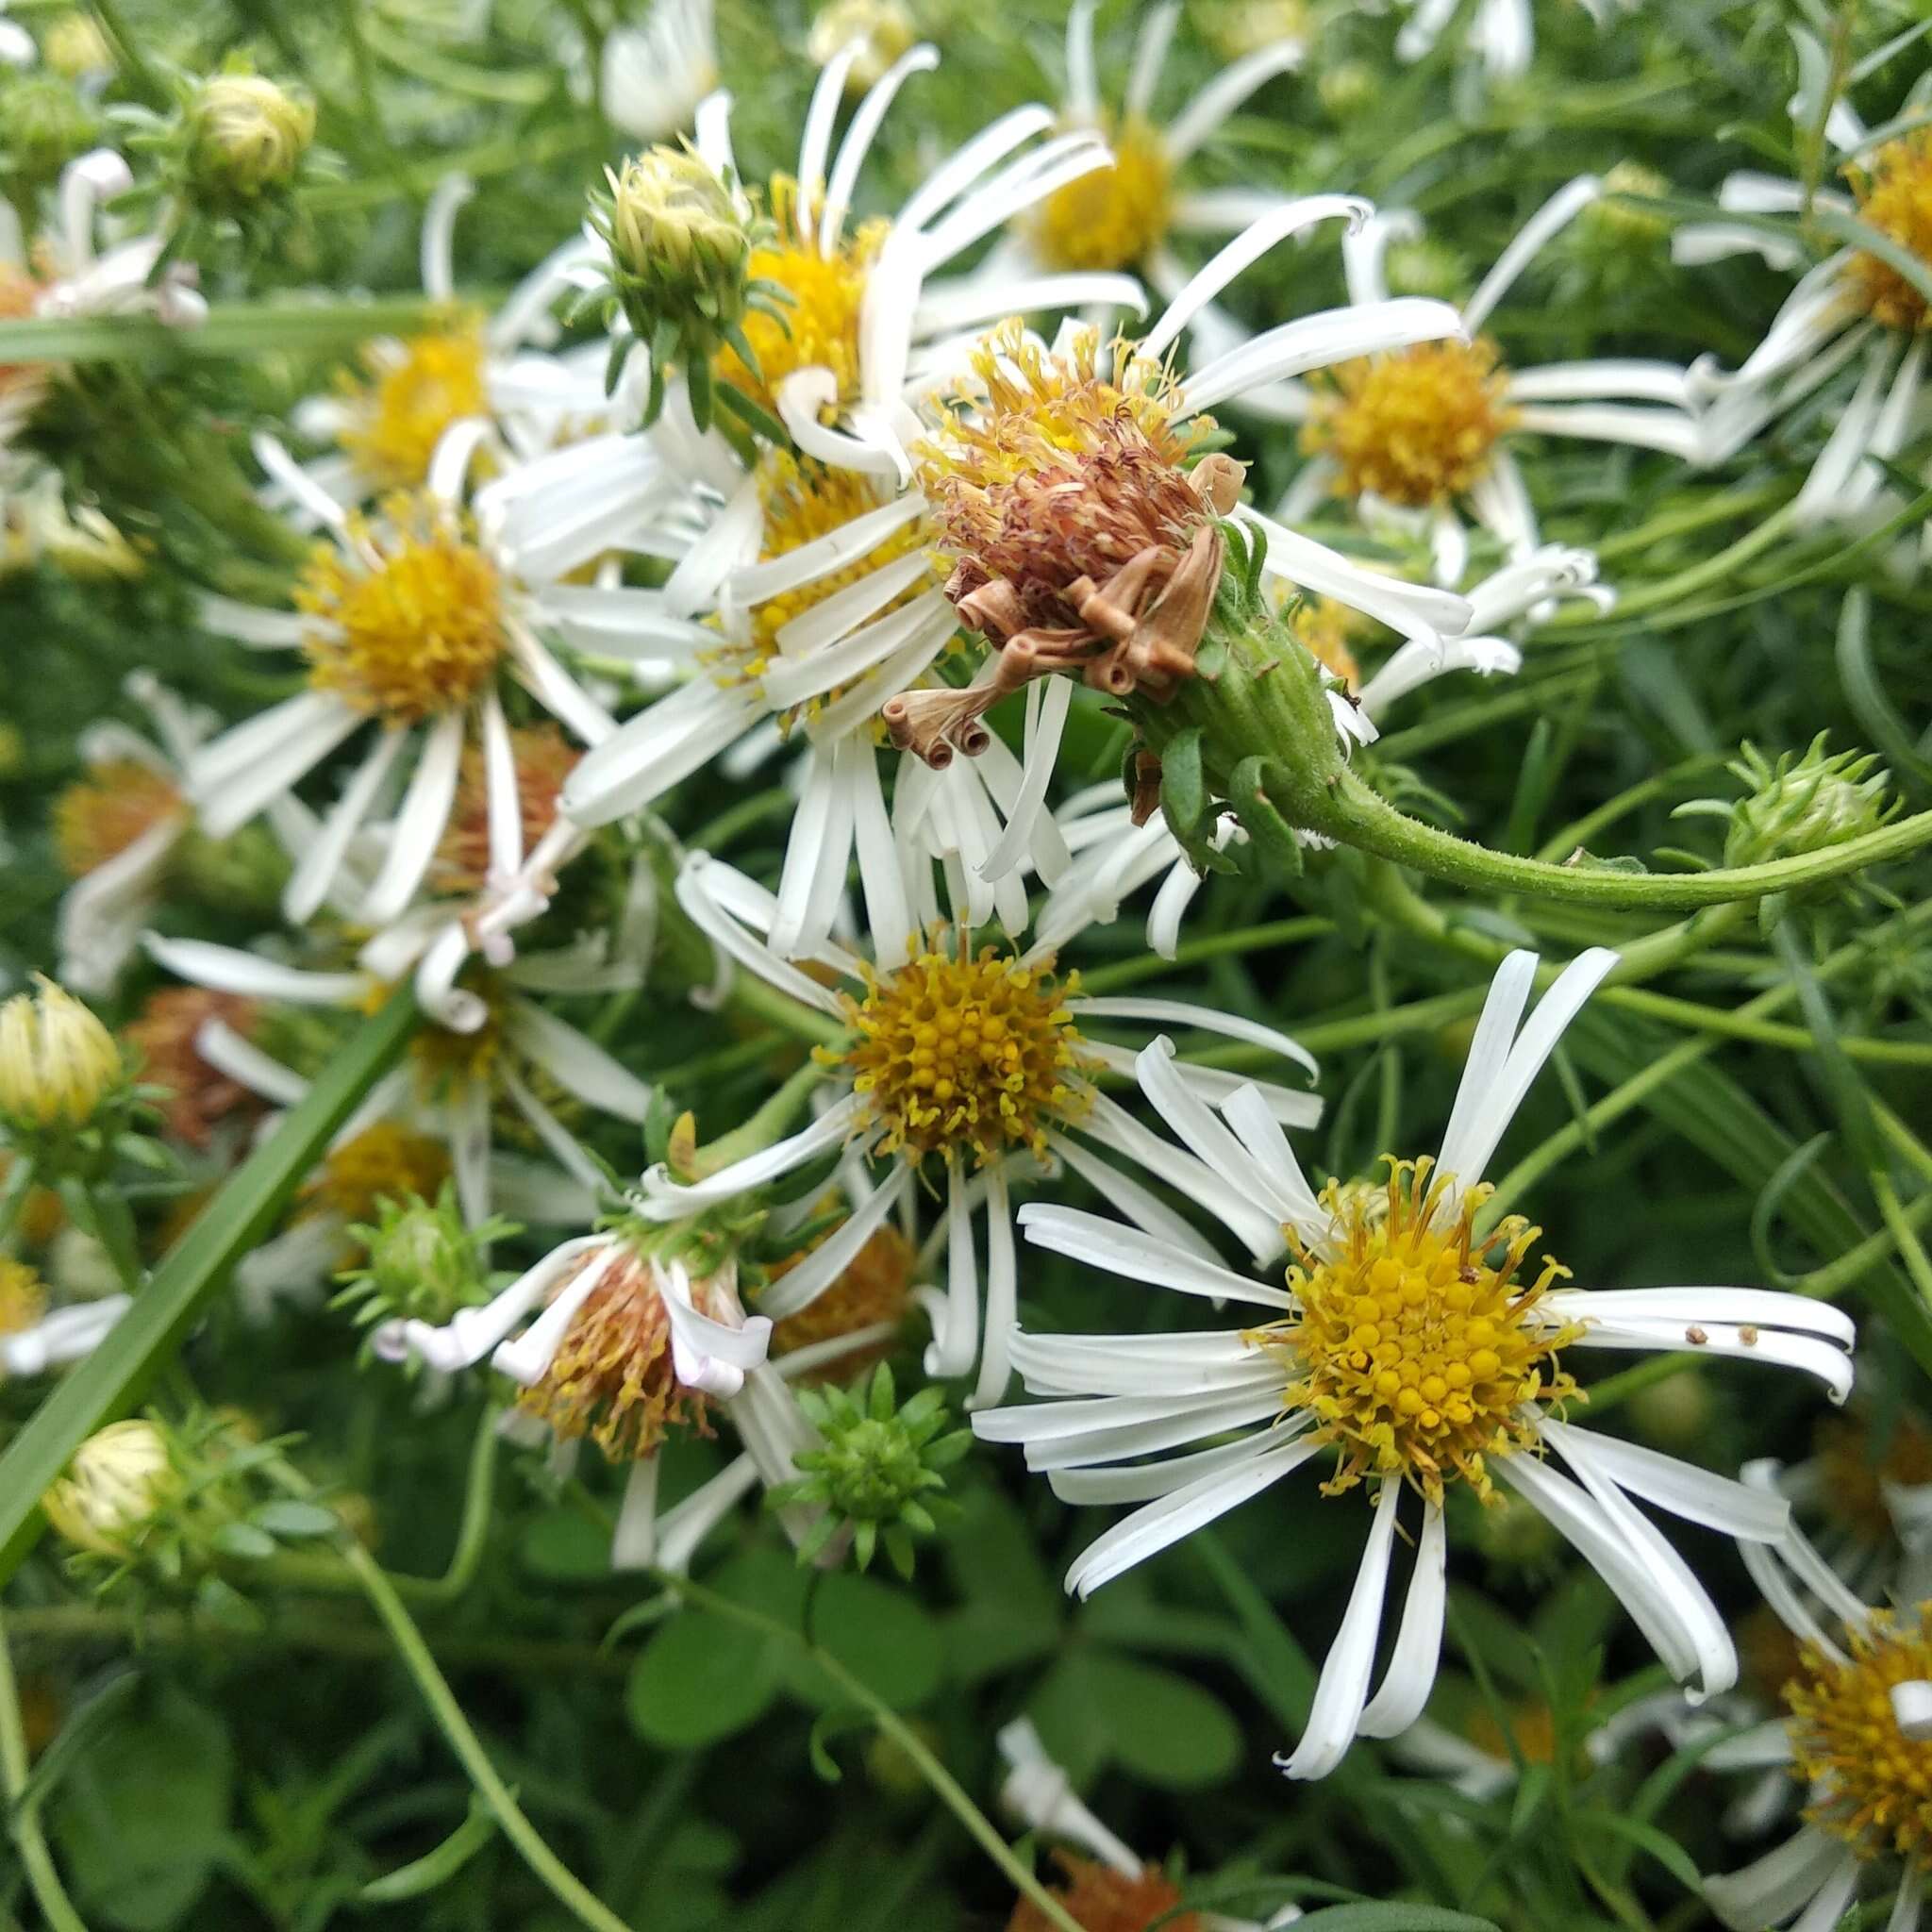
[
  {"xmin": 714, "ymin": 176, "xmax": 884, "ymax": 416},
  {"xmin": 337, "ymin": 325, "xmax": 490, "ymax": 493},
  {"xmin": 0, "ymin": 1257, "xmax": 45, "ymax": 1340},
  {"xmin": 1786, "ymin": 1607, "xmax": 1932, "ymax": 1863},
  {"xmin": 1306, "ymin": 338, "xmax": 1519, "ymax": 508},
  {"xmin": 296, "ymin": 495, "xmax": 508, "ymax": 724},
  {"xmin": 825, "ymin": 931, "xmax": 1093, "ymax": 1167},
  {"xmin": 53, "ymin": 759, "xmax": 182, "ymax": 876},
  {"xmin": 1814, "ymin": 1409, "xmax": 1932, "ymax": 1546},
  {"xmin": 516, "ymin": 1250, "xmax": 717, "ymax": 1461},
  {"xmin": 1253, "ymin": 1158, "xmax": 1577, "ymax": 1503},
  {"xmin": 301, "ymin": 1122, "xmax": 451, "ymax": 1227},
  {"xmin": 410, "ymin": 984, "xmax": 506, "ymax": 1094},
  {"xmin": 1028, "ymin": 117, "xmax": 1174, "ymax": 273},
  {"xmin": 1848, "ymin": 133, "xmax": 1932, "ymax": 331}
]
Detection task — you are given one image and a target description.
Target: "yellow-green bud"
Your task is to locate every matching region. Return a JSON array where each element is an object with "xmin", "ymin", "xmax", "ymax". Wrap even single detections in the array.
[
  {"xmin": 42, "ymin": 12, "xmax": 112, "ymax": 80},
  {"xmin": 808, "ymin": 0, "xmax": 918, "ymax": 92},
  {"xmin": 1318, "ymin": 59, "xmax": 1375, "ymax": 121},
  {"xmin": 604, "ymin": 145, "xmax": 750, "ymax": 301},
  {"xmin": 44, "ymin": 1420, "xmax": 175, "ymax": 1556},
  {"xmin": 188, "ymin": 72, "xmax": 315, "ymax": 203},
  {"xmin": 1208, "ymin": 0, "xmax": 1307, "ymax": 61},
  {"xmin": 1385, "ymin": 235, "xmax": 1471, "ymax": 301},
  {"xmin": 0, "ymin": 976, "xmax": 123, "ymax": 1129},
  {"xmin": 1584, "ymin": 161, "xmax": 1672, "ymax": 244},
  {"xmin": 1716, "ymin": 737, "xmax": 1892, "ymax": 874}
]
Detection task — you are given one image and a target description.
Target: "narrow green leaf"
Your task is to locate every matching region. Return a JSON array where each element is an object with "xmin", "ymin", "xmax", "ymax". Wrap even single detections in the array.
[
  {"xmin": 0, "ymin": 990, "xmax": 418, "ymax": 1587},
  {"xmin": 1291, "ymin": 1907, "xmax": 1500, "ymax": 1931}
]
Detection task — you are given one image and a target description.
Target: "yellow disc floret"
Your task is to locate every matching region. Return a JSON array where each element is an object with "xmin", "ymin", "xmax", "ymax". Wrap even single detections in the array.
[
  {"xmin": 1254, "ymin": 1158, "xmax": 1578, "ymax": 1503},
  {"xmin": 54, "ymin": 758, "xmax": 182, "ymax": 876},
  {"xmin": 1785, "ymin": 1606, "xmax": 1932, "ymax": 1863},
  {"xmin": 300, "ymin": 1122, "xmax": 451, "ymax": 1226},
  {"xmin": 1306, "ymin": 338, "xmax": 1518, "ymax": 508},
  {"xmin": 1847, "ymin": 132, "xmax": 1932, "ymax": 331},
  {"xmin": 826, "ymin": 931, "xmax": 1093, "ymax": 1167},
  {"xmin": 296, "ymin": 494, "xmax": 508, "ymax": 724},
  {"xmin": 1028, "ymin": 117, "xmax": 1174, "ymax": 273},
  {"xmin": 337, "ymin": 326, "xmax": 490, "ymax": 493},
  {"xmin": 714, "ymin": 176, "xmax": 884, "ymax": 416},
  {"xmin": 0, "ymin": 1258, "xmax": 45, "ymax": 1340}
]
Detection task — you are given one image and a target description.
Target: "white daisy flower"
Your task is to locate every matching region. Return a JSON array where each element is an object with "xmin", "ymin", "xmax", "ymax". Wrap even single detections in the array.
[
  {"xmin": 630, "ymin": 846, "xmax": 1322, "ymax": 1407},
  {"xmin": 600, "ymin": 0, "xmax": 718, "ymax": 142},
  {"xmin": 1706, "ymin": 1459, "xmax": 1932, "ymax": 1932},
  {"xmin": 952, "ymin": 0, "xmax": 1303, "ymax": 300},
  {"xmin": 375, "ymin": 1232, "xmax": 825, "ymax": 1574},
  {"xmin": 2, "ymin": 148, "xmax": 202, "ymax": 450},
  {"xmin": 1039, "ymin": 545, "xmax": 1611, "ymax": 958},
  {"xmin": 1277, "ymin": 185, "xmax": 1707, "ymax": 583},
  {"xmin": 53, "ymin": 675, "xmax": 208, "ymax": 995},
  {"xmin": 188, "ymin": 422, "xmax": 625, "ymax": 933},
  {"xmin": 1673, "ymin": 26, "xmax": 1932, "ymax": 534},
  {"xmin": 974, "ymin": 949, "xmax": 1856, "ymax": 1781},
  {"xmin": 997, "ymin": 1717, "xmax": 1303, "ymax": 1930},
  {"xmin": 139, "ymin": 925, "xmax": 648, "ymax": 1250},
  {"xmin": 266, "ymin": 175, "xmax": 607, "ymax": 526}
]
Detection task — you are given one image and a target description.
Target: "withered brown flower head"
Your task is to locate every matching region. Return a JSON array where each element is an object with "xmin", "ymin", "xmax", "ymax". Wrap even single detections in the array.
[
  {"xmin": 125, "ymin": 987, "xmax": 266, "ymax": 1149},
  {"xmin": 892, "ymin": 323, "xmax": 1243, "ymax": 769}
]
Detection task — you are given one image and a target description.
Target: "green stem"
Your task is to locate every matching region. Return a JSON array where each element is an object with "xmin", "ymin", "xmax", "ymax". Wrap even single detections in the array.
[
  {"xmin": 270, "ymin": 1462, "xmax": 635, "ymax": 1932},
  {"xmin": 1874, "ymin": 1173, "xmax": 1932, "ymax": 1307},
  {"xmin": 659, "ymin": 1574, "xmax": 1086, "ymax": 1932},
  {"xmin": 1532, "ymin": 753, "xmax": 1732, "ymax": 865},
  {"xmin": 0, "ymin": 1607, "xmax": 91, "ymax": 1932},
  {"xmin": 1545, "ymin": 500, "xmax": 1803, "ymax": 627},
  {"xmin": 1314, "ymin": 769, "xmax": 1932, "ymax": 910},
  {"xmin": 1590, "ymin": 484, "xmax": 1792, "ymax": 564},
  {"xmin": 0, "ymin": 991, "xmax": 419, "ymax": 1589},
  {"xmin": 724, "ymin": 973, "xmax": 846, "ymax": 1050},
  {"xmin": 0, "ymin": 296, "xmax": 487, "ymax": 365},
  {"xmin": 85, "ymin": 0, "xmax": 165, "ymax": 104}
]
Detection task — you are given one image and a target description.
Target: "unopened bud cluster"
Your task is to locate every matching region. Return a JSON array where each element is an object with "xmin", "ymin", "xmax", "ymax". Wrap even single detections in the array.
[
  {"xmin": 185, "ymin": 70, "xmax": 316, "ymax": 208},
  {"xmin": 334, "ymin": 1184, "xmax": 512, "ymax": 1343},
  {"xmin": 1691, "ymin": 737, "xmax": 1894, "ymax": 875}
]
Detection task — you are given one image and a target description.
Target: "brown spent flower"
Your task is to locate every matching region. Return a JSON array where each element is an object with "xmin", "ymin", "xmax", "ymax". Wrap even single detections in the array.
[{"xmin": 125, "ymin": 988, "xmax": 266, "ymax": 1149}]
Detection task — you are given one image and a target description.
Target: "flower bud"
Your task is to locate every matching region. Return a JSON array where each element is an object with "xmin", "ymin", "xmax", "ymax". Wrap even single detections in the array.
[
  {"xmin": 599, "ymin": 143, "xmax": 752, "ymax": 330},
  {"xmin": 187, "ymin": 71, "xmax": 315, "ymax": 205},
  {"xmin": 1317, "ymin": 59, "xmax": 1374, "ymax": 120},
  {"xmin": 42, "ymin": 13, "xmax": 112, "ymax": 80},
  {"xmin": 1708, "ymin": 737, "xmax": 1893, "ymax": 875},
  {"xmin": 44, "ymin": 1420, "xmax": 175, "ymax": 1556},
  {"xmin": 0, "ymin": 977, "xmax": 124, "ymax": 1130},
  {"xmin": 1208, "ymin": 0, "xmax": 1307, "ymax": 60},
  {"xmin": 0, "ymin": 71, "xmax": 99, "ymax": 185},
  {"xmin": 1582, "ymin": 161, "xmax": 1671, "ymax": 245},
  {"xmin": 808, "ymin": 0, "xmax": 916, "ymax": 92}
]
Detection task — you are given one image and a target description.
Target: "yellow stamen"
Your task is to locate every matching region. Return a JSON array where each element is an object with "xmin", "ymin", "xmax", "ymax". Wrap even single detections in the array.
[
  {"xmin": 1028, "ymin": 117, "xmax": 1174, "ymax": 273},
  {"xmin": 1251, "ymin": 1158, "xmax": 1578, "ymax": 1504},
  {"xmin": 824, "ymin": 930, "xmax": 1093, "ymax": 1167},
  {"xmin": 1847, "ymin": 132, "xmax": 1932, "ymax": 331},
  {"xmin": 54, "ymin": 759, "xmax": 182, "ymax": 876},
  {"xmin": 337, "ymin": 325, "xmax": 490, "ymax": 493},
  {"xmin": 1306, "ymin": 338, "xmax": 1518, "ymax": 508},
  {"xmin": 0, "ymin": 1258, "xmax": 46, "ymax": 1340},
  {"xmin": 296, "ymin": 493, "xmax": 507, "ymax": 724},
  {"xmin": 1786, "ymin": 1606, "xmax": 1932, "ymax": 1863},
  {"xmin": 714, "ymin": 175, "xmax": 884, "ymax": 415}
]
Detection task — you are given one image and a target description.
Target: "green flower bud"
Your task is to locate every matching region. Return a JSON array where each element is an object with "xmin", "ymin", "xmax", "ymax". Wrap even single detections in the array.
[
  {"xmin": 1698, "ymin": 737, "xmax": 1894, "ymax": 875},
  {"xmin": 0, "ymin": 71, "xmax": 99, "ymax": 185},
  {"xmin": 1384, "ymin": 235, "xmax": 1473, "ymax": 302},
  {"xmin": 1317, "ymin": 59, "xmax": 1375, "ymax": 121},
  {"xmin": 771, "ymin": 1363, "xmax": 971, "ymax": 1579},
  {"xmin": 42, "ymin": 12, "xmax": 112, "ymax": 80},
  {"xmin": 1582, "ymin": 162, "xmax": 1672, "ymax": 245},
  {"xmin": 334, "ymin": 1183, "xmax": 513, "ymax": 1341},
  {"xmin": 187, "ymin": 71, "xmax": 315, "ymax": 206}
]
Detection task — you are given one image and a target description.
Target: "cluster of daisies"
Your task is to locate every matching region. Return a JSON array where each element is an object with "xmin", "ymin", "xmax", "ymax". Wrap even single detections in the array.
[{"xmin": 8, "ymin": 2, "xmax": 1932, "ymax": 1926}]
